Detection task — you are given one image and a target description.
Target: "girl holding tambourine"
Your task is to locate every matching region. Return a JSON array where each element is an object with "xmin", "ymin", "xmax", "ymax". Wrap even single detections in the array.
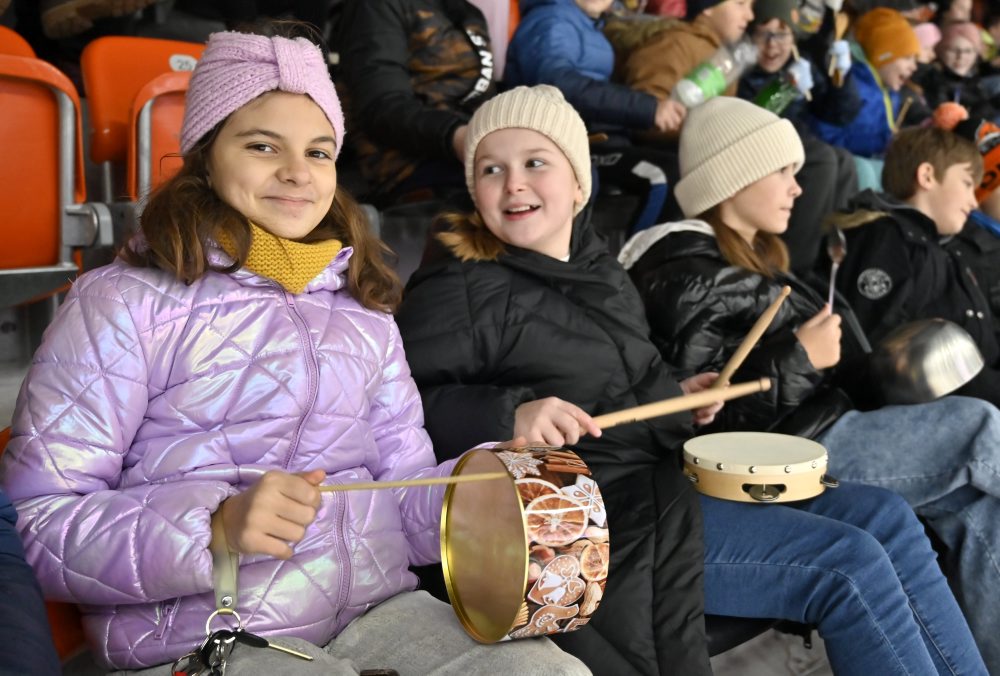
[{"xmin": 623, "ymin": 95, "xmax": 996, "ymax": 672}]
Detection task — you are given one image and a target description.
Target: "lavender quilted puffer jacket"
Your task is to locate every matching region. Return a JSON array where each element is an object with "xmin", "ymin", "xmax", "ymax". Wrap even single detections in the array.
[{"xmin": 0, "ymin": 248, "xmax": 457, "ymax": 669}]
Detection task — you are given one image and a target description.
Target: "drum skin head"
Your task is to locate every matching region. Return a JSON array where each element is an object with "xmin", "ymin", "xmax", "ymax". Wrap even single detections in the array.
[
  {"xmin": 683, "ymin": 432, "xmax": 831, "ymax": 503},
  {"xmin": 441, "ymin": 449, "xmax": 527, "ymax": 643}
]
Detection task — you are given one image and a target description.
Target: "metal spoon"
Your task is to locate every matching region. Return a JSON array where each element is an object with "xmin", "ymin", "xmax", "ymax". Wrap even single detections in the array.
[{"xmin": 827, "ymin": 227, "xmax": 846, "ymax": 308}]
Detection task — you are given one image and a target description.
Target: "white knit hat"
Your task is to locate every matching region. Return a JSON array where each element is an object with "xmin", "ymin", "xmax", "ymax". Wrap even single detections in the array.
[
  {"xmin": 465, "ymin": 85, "xmax": 592, "ymax": 215},
  {"xmin": 674, "ymin": 97, "xmax": 804, "ymax": 218}
]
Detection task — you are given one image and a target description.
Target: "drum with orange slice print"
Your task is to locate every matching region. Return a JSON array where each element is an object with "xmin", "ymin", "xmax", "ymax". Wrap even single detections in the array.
[{"xmin": 440, "ymin": 446, "xmax": 610, "ymax": 643}]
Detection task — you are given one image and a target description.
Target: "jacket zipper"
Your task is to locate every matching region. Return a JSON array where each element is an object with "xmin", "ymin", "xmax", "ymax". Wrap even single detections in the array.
[
  {"xmin": 272, "ymin": 283, "xmax": 353, "ymax": 628},
  {"xmin": 153, "ymin": 598, "xmax": 180, "ymax": 640},
  {"xmin": 331, "ymin": 489, "xmax": 352, "ymax": 629},
  {"xmin": 279, "ymin": 284, "xmax": 319, "ymax": 469}
]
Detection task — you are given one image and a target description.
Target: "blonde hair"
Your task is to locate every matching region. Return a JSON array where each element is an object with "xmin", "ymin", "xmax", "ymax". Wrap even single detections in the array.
[
  {"xmin": 701, "ymin": 209, "xmax": 790, "ymax": 277},
  {"xmin": 434, "ymin": 211, "xmax": 506, "ymax": 262}
]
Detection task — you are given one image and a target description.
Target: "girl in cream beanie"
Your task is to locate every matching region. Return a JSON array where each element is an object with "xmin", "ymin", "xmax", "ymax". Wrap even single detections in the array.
[
  {"xmin": 619, "ymin": 96, "xmax": 992, "ymax": 675},
  {"xmin": 673, "ymin": 95, "xmax": 803, "ymax": 220},
  {"xmin": 437, "ymin": 84, "xmax": 594, "ymax": 261},
  {"xmin": 620, "ymin": 95, "xmax": 805, "ymax": 282}
]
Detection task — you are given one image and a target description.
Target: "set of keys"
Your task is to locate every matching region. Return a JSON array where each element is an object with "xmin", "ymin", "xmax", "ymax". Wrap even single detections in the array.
[{"xmin": 172, "ymin": 610, "xmax": 313, "ymax": 675}]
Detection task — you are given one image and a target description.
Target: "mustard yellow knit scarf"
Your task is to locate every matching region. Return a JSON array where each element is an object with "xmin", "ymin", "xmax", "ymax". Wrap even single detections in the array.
[{"xmin": 216, "ymin": 222, "xmax": 343, "ymax": 295}]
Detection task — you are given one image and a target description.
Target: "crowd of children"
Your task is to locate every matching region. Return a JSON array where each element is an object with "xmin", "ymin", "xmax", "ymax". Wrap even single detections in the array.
[{"xmin": 4, "ymin": 0, "xmax": 1000, "ymax": 674}]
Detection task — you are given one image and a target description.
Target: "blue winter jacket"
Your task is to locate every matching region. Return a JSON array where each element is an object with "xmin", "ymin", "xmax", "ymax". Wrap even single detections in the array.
[
  {"xmin": 810, "ymin": 42, "xmax": 899, "ymax": 158},
  {"xmin": 506, "ymin": 0, "xmax": 658, "ymax": 132}
]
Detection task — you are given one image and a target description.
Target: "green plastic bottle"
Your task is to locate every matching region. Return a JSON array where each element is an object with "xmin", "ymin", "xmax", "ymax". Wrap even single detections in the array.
[{"xmin": 753, "ymin": 75, "xmax": 800, "ymax": 115}]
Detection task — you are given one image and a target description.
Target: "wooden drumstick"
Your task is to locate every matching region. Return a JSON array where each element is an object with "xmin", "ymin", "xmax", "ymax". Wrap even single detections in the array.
[
  {"xmin": 790, "ymin": 44, "xmax": 813, "ymax": 102},
  {"xmin": 829, "ymin": 12, "xmax": 850, "ymax": 88},
  {"xmin": 713, "ymin": 286, "xmax": 791, "ymax": 389},
  {"xmin": 895, "ymin": 97, "xmax": 913, "ymax": 131},
  {"xmin": 318, "ymin": 472, "xmax": 509, "ymax": 492},
  {"xmin": 592, "ymin": 377, "xmax": 771, "ymax": 429}
]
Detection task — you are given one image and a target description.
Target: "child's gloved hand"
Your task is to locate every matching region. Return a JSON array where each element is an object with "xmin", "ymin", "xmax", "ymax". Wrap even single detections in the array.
[
  {"xmin": 787, "ymin": 58, "xmax": 815, "ymax": 97},
  {"xmin": 828, "ymin": 40, "xmax": 852, "ymax": 79}
]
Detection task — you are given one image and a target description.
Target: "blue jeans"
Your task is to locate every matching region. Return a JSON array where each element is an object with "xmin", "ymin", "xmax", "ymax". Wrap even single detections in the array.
[
  {"xmin": 702, "ymin": 481, "xmax": 986, "ymax": 674},
  {"xmin": 819, "ymin": 396, "xmax": 1000, "ymax": 671}
]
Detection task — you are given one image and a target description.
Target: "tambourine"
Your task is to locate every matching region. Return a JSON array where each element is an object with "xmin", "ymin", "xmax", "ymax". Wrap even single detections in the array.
[
  {"xmin": 441, "ymin": 446, "xmax": 609, "ymax": 643},
  {"xmin": 683, "ymin": 432, "xmax": 839, "ymax": 503}
]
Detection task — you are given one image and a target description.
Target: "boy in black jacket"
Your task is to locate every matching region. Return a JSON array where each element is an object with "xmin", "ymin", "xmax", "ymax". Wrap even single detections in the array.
[{"xmin": 831, "ymin": 126, "xmax": 1000, "ymax": 405}]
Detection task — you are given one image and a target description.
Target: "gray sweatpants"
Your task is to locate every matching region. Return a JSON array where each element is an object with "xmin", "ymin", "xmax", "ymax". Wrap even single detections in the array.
[{"xmin": 66, "ymin": 591, "xmax": 591, "ymax": 675}]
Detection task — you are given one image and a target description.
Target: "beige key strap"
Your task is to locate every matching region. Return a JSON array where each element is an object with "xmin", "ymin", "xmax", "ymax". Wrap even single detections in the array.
[{"xmin": 210, "ymin": 509, "xmax": 240, "ymax": 612}]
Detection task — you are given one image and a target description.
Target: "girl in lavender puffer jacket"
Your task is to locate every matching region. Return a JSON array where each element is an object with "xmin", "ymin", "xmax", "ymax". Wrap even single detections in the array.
[{"xmin": 0, "ymin": 24, "xmax": 588, "ymax": 675}]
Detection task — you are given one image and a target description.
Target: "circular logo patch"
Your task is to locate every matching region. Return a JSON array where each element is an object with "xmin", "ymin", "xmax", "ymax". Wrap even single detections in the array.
[{"xmin": 857, "ymin": 268, "xmax": 892, "ymax": 300}]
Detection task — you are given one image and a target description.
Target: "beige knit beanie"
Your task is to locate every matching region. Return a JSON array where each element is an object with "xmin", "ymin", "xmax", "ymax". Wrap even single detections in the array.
[
  {"xmin": 465, "ymin": 85, "xmax": 592, "ymax": 215},
  {"xmin": 674, "ymin": 96, "xmax": 804, "ymax": 218}
]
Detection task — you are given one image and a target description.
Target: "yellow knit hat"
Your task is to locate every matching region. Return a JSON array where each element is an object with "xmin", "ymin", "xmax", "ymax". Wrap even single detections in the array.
[
  {"xmin": 855, "ymin": 8, "xmax": 921, "ymax": 66},
  {"xmin": 464, "ymin": 85, "xmax": 592, "ymax": 215}
]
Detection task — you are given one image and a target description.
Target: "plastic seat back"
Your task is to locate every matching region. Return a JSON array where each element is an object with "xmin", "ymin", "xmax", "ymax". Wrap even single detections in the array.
[
  {"xmin": 81, "ymin": 36, "xmax": 203, "ymax": 165},
  {"xmin": 0, "ymin": 54, "xmax": 84, "ymax": 272},
  {"xmin": 0, "ymin": 53, "xmax": 112, "ymax": 309},
  {"xmin": 126, "ymin": 70, "xmax": 191, "ymax": 201},
  {"xmin": 0, "ymin": 26, "xmax": 35, "ymax": 57}
]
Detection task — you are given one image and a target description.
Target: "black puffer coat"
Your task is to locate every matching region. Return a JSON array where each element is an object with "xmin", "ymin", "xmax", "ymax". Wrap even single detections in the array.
[
  {"xmin": 396, "ymin": 217, "xmax": 712, "ymax": 676},
  {"xmin": 623, "ymin": 221, "xmax": 857, "ymax": 436}
]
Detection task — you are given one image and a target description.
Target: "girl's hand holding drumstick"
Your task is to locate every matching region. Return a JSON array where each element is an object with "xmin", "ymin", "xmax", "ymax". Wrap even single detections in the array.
[
  {"xmin": 680, "ymin": 372, "xmax": 724, "ymax": 426},
  {"xmin": 514, "ymin": 397, "xmax": 602, "ymax": 447},
  {"xmin": 713, "ymin": 286, "xmax": 791, "ymax": 388},
  {"xmin": 218, "ymin": 469, "xmax": 324, "ymax": 560}
]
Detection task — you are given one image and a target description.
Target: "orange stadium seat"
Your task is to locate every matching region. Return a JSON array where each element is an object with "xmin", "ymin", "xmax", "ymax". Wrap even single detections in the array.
[
  {"xmin": 508, "ymin": 0, "xmax": 520, "ymax": 40},
  {"xmin": 0, "ymin": 25, "xmax": 35, "ymax": 57},
  {"xmin": 0, "ymin": 53, "xmax": 112, "ymax": 309},
  {"xmin": 126, "ymin": 70, "xmax": 191, "ymax": 200},
  {"xmin": 1, "ymin": 426, "xmax": 87, "ymax": 661},
  {"xmin": 81, "ymin": 36, "xmax": 203, "ymax": 167}
]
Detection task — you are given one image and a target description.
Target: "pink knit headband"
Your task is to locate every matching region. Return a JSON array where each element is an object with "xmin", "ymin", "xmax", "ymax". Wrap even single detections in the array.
[{"xmin": 180, "ymin": 31, "xmax": 345, "ymax": 158}]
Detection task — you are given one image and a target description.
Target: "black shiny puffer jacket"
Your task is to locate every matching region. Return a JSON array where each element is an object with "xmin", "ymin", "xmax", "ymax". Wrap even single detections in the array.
[{"xmin": 623, "ymin": 221, "xmax": 858, "ymax": 436}]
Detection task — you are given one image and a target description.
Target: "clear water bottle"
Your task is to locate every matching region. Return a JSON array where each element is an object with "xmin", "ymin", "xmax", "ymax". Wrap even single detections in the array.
[{"xmin": 672, "ymin": 40, "xmax": 758, "ymax": 108}]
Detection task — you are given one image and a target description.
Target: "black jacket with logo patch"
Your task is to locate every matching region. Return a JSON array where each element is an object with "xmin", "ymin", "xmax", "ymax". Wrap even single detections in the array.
[{"xmin": 829, "ymin": 190, "xmax": 1000, "ymax": 403}]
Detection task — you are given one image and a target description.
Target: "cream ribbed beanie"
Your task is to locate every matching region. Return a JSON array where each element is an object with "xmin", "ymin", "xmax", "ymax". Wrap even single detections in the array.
[
  {"xmin": 465, "ymin": 85, "xmax": 591, "ymax": 215},
  {"xmin": 674, "ymin": 97, "xmax": 804, "ymax": 218}
]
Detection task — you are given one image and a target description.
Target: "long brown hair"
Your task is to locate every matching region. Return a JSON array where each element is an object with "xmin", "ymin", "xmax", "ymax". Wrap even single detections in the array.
[
  {"xmin": 123, "ymin": 125, "xmax": 402, "ymax": 313},
  {"xmin": 700, "ymin": 209, "xmax": 790, "ymax": 278}
]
